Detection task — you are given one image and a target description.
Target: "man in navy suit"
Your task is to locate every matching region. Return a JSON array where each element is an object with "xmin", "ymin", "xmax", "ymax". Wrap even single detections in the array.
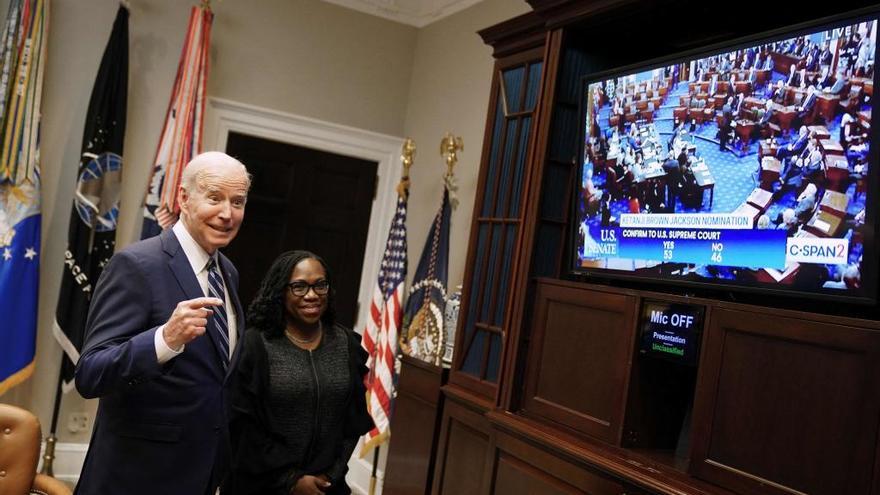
[
  {"xmin": 797, "ymin": 85, "xmax": 817, "ymax": 123},
  {"xmin": 75, "ymin": 152, "xmax": 250, "ymax": 495}
]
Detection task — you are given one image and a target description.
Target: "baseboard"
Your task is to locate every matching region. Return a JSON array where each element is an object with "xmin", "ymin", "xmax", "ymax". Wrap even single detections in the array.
[
  {"xmin": 38, "ymin": 440, "xmax": 387, "ymax": 493},
  {"xmin": 37, "ymin": 441, "xmax": 87, "ymax": 485},
  {"xmin": 347, "ymin": 454, "xmax": 385, "ymax": 495}
]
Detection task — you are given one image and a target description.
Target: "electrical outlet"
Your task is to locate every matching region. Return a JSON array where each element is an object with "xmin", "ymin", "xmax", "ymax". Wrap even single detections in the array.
[{"xmin": 67, "ymin": 412, "xmax": 90, "ymax": 433}]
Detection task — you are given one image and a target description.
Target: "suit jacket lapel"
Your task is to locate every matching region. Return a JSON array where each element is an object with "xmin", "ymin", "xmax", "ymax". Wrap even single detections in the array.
[{"xmin": 162, "ymin": 229, "xmax": 204, "ymax": 302}]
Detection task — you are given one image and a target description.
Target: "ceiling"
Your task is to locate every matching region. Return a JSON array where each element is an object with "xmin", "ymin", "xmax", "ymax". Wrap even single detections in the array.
[{"xmin": 320, "ymin": 0, "xmax": 485, "ymax": 27}]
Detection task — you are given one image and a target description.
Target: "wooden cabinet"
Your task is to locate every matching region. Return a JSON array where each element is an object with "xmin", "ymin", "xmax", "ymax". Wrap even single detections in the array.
[
  {"xmin": 384, "ymin": 356, "xmax": 449, "ymax": 495},
  {"xmin": 429, "ymin": 1, "xmax": 880, "ymax": 494}
]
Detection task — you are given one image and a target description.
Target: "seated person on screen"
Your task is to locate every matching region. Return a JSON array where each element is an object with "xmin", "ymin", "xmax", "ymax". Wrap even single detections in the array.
[
  {"xmin": 815, "ymin": 66, "xmax": 831, "ymax": 91},
  {"xmin": 785, "ymin": 64, "xmax": 799, "ymax": 87},
  {"xmin": 794, "ymin": 183, "xmax": 818, "ymax": 223},
  {"xmin": 781, "ymin": 134, "xmax": 818, "ymax": 186},
  {"xmin": 776, "ymin": 208, "xmax": 800, "ymax": 236},
  {"xmin": 839, "ymin": 112, "xmax": 867, "ymax": 148},
  {"xmin": 583, "ymin": 176, "xmax": 602, "ymax": 218},
  {"xmin": 678, "ymin": 161, "xmax": 701, "ymax": 209},
  {"xmin": 796, "ymin": 85, "xmax": 817, "ymax": 121},
  {"xmin": 799, "ymin": 146, "xmax": 825, "ymax": 186},
  {"xmin": 753, "ymin": 99, "xmax": 776, "ymax": 140},
  {"xmin": 756, "ymin": 214, "xmax": 771, "ymax": 229},
  {"xmin": 771, "ymin": 80, "xmax": 786, "ymax": 104},
  {"xmin": 823, "ymin": 263, "xmax": 861, "ymax": 289},
  {"xmin": 824, "ymin": 73, "xmax": 847, "ymax": 95},
  {"xmin": 777, "ymin": 126, "xmax": 810, "ymax": 161}
]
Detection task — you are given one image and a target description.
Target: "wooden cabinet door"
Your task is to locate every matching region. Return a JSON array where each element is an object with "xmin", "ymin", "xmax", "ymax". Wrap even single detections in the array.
[
  {"xmin": 690, "ymin": 308, "xmax": 880, "ymax": 495},
  {"xmin": 521, "ymin": 281, "xmax": 638, "ymax": 444}
]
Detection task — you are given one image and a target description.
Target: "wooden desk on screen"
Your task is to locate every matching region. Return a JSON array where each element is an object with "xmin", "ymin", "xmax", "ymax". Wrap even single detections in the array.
[
  {"xmin": 816, "ymin": 94, "xmax": 840, "ymax": 122},
  {"xmin": 820, "ymin": 139, "xmax": 844, "ymax": 157},
  {"xmin": 691, "ymin": 161, "xmax": 715, "ymax": 207},
  {"xmin": 746, "ymin": 187, "xmax": 773, "ymax": 213},
  {"xmin": 735, "ymin": 120, "xmax": 756, "ymax": 149},
  {"xmin": 773, "ymin": 105, "xmax": 797, "ymax": 132},
  {"xmin": 805, "ymin": 209, "xmax": 843, "ymax": 237},
  {"xmin": 759, "ymin": 140, "xmax": 779, "ymax": 161},
  {"xmin": 859, "ymin": 109, "xmax": 872, "ymax": 129},
  {"xmin": 770, "ymin": 51, "xmax": 800, "ymax": 77},
  {"xmin": 852, "ymin": 76, "xmax": 873, "ymax": 97},
  {"xmin": 825, "ymin": 156, "xmax": 850, "ymax": 192},
  {"xmin": 731, "ymin": 203, "xmax": 761, "ymax": 227},
  {"xmin": 807, "ymin": 125, "xmax": 830, "ymax": 141},
  {"xmin": 761, "ymin": 156, "xmax": 782, "ymax": 190},
  {"xmin": 819, "ymin": 190, "xmax": 849, "ymax": 218}
]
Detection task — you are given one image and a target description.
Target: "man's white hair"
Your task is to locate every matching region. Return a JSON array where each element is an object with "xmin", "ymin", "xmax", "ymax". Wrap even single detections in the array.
[{"xmin": 180, "ymin": 151, "xmax": 251, "ymax": 192}]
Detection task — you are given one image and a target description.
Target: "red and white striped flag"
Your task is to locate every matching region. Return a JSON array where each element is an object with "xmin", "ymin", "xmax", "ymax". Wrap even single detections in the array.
[
  {"xmin": 361, "ymin": 182, "xmax": 408, "ymax": 456},
  {"xmin": 141, "ymin": 5, "xmax": 212, "ymax": 238}
]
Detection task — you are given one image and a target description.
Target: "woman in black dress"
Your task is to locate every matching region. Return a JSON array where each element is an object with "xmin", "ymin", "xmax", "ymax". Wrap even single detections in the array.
[{"xmin": 224, "ymin": 250, "xmax": 374, "ymax": 495}]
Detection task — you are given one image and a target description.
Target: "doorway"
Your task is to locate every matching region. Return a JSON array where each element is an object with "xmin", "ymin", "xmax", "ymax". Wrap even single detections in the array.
[{"xmin": 223, "ymin": 132, "xmax": 378, "ymax": 329}]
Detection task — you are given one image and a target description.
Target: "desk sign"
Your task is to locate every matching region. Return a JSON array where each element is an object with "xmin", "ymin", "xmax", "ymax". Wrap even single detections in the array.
[{"xmin": 639, "ymin": 301, "xmax": 705, "ymax": 365}]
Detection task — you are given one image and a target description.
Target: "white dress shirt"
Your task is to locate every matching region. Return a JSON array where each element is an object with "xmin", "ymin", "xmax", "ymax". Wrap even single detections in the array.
[{"xmin": 154, "ymin": 221, "xmax": 238, "ymax": 364}]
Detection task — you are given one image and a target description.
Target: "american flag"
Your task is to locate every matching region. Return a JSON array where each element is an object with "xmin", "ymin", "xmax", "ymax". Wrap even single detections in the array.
[{"xmin": 361, "ymin": 189, "xmax": 408, "ymax": 456}]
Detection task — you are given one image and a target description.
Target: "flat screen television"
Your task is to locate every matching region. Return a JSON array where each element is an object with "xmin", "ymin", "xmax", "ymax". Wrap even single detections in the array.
[{"xmin": 573, "ymin": 8, "xmax": 880, "ymax": 305}]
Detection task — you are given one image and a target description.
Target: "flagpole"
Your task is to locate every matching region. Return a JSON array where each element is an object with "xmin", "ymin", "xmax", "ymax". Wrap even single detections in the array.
[
  {"xmin": 369, "ymin": 446, "xmax": 380, "ymax": 495},
  {"xmin": 41, "ymin": 355, "xmax": 65, "ymax": 476}
]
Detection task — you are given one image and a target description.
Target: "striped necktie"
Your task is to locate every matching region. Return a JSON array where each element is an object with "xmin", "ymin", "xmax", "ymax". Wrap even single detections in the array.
[{"xmin": 206, "ymin": 258, "xmax": 230, "ymax": 368}]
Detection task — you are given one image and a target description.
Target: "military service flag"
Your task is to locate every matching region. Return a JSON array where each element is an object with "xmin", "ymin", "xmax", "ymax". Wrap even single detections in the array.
[
  {"xmin": 141, "ymin": 5, "xmax": 212, "ymax": 238},
  {"xmin": 0, "ymin": 0, "xmax": 49, "ymax": 396},
  {"xmin": 53, "ymin": 5, "xmax": 128, "ymax": 391}
]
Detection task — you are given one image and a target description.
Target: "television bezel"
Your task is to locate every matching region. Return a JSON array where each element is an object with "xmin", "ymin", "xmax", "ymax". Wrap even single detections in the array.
[{"xmin": 569, "ymin": 6, "xmax": 880, "ymax": 307}]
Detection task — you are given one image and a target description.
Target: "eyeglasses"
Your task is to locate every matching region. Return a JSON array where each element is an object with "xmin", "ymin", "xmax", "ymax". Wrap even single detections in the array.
[{"xmin": 287, "ymin": 280, "xmax": 330, "ymax": 297}]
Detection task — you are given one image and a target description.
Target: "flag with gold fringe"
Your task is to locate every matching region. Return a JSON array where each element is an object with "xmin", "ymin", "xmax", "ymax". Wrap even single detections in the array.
[
  {"xmin": 361, "ymin": 145, "xmax": 411, "ymax": 457},
  {"xmin": 141, "ymin": 4, "xmax": 212, "ymax": 238},
  {"xmin": 0, "ymin": 0, "xmax": 49, "ymax": 396}
]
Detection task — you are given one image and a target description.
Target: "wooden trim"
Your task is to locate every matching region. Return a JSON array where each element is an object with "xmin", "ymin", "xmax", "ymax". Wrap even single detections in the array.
[
  {"xmin": 450, "ymin": 55, "xmax": 503, "ymax": 384},
  {"xmin": 532, "ymin": 277, "xmax": 880, "ymax": 330},
  {"xmin": 478, "ymin": 12, "xmax": 547, "ymax": 59},
  {"xmin": 486, "ymin": 410, "xmax": 737, "ymax": 495},
  {"xmin": 448, "ymin": 369, "xmax": 497, "ymax": 399},
  {"xmin": 497, "ymin": 29, "xmax": 564, "ymax": 412},
  {"xmin": 451, "ymin": 46, "xmax": 547, "ymax": 398},
  {"xmin": 442, "ymin": 383, "xmax": 494, "ymax": 413},
  {"xmin": 525, "ymin": 0, "xmax": 640, "ymax": 30}
]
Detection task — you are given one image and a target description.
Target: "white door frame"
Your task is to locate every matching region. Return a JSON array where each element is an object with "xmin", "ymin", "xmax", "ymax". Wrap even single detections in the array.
[
  {"xmin": 205, "ymin": 98, "xmax": 398, "ymax": 494},
  {"xmin": 205, "ymin": 97, "xmax": 404, "ymax": 334}
]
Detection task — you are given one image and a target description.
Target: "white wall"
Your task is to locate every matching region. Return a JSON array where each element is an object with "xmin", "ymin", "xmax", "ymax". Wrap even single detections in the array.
[
  {"xmin": 2, "ymin": 0, "xmax": 529, "ymax": 488},
  {"xmin": 401, "ymin": 0, "xmax": 529, "ymax": 293}
]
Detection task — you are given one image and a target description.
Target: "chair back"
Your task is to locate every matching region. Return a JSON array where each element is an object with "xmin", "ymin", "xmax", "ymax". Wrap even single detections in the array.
[{"xmin": 0, "ymin": 404, "xmax": 41, "ymax": 495}]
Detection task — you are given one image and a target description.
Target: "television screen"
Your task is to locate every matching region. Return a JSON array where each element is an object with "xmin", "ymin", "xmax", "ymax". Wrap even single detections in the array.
[{"xmin": 574, "ymin": 11, "xmax": 878, "ymax": 303}]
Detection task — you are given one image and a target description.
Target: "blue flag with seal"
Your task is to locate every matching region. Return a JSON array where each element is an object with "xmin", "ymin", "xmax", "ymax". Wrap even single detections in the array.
[
  {"xmin": 399, "ymin": 172, "xmax": 454, "ymax": 366},
  {"xmin": 0, "ymin": 0, "xmax": 50, "ymax": 396}
]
